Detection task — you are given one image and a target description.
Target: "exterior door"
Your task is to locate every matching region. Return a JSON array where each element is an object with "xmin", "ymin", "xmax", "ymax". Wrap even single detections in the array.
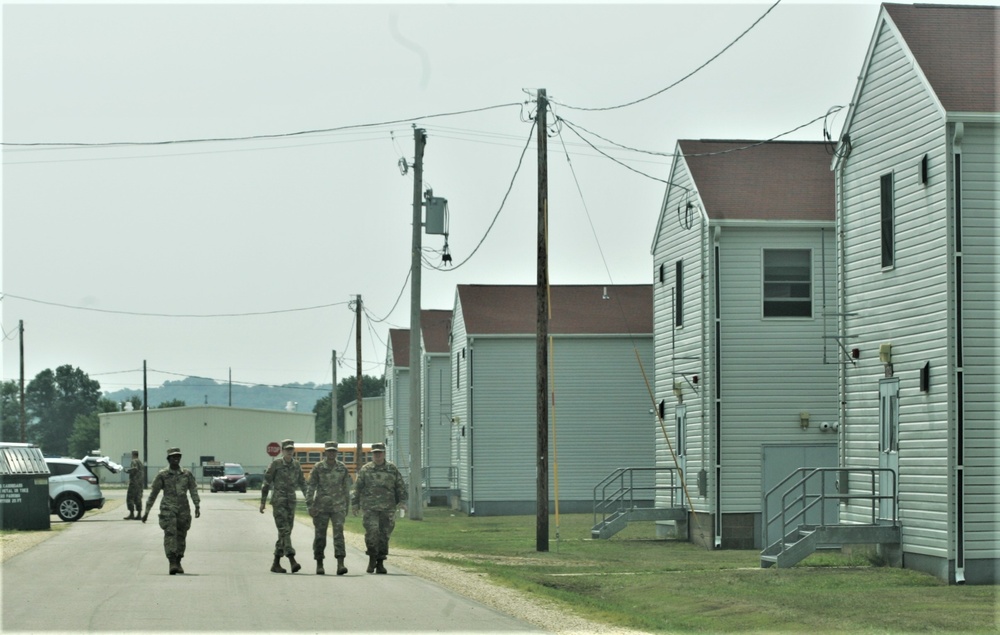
[
  {"xmin": 674, "ymin": 405, "xmax": 686, "ymax": 507},
  {"xmin": 878, "ymin": 378, "xmax": 900, "ymax": 522}
]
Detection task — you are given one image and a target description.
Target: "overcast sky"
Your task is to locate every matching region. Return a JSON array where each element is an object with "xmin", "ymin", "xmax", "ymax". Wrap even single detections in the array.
[{"xmin": 1, "ymin": 1, "xmax": 983, "ymax": 397}]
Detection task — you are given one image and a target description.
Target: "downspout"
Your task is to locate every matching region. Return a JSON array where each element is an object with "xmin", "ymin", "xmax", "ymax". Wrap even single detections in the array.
[
  {"xmin": 712, "ymin": 225, "xmax": 723, "ymax": 549},
  {"xmin": 837, "ymin": 147, "xmax": 849, "ymax": 475},
  {"xmin": 952, "ymin": 122, "xmax": 966, "ymax": 584},
  {"xmin": 467, "ymin": 339, "xmax": 475, "ymax": 516}
]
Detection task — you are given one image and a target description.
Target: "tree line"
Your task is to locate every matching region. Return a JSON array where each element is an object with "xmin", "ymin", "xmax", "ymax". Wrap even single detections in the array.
[{"xmin": 0, "ymin": 365, "xmax": 384, "ymax": 457}]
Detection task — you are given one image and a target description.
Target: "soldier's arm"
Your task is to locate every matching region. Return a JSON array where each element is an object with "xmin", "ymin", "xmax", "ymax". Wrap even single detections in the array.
[
  {"xmin": 142, "ymin": 474, "xmax": 163, "ymax": 522},
  {"xmin": 305, "ymin": 467, "xmax": 318, "ymax": 507},
  {"xmin": 187, "ymin": 471, "xmax": 201, "ymax": 516},
  {"xmin": 260, "ymin": 462, "xmax": 275, "ymax": 512}
]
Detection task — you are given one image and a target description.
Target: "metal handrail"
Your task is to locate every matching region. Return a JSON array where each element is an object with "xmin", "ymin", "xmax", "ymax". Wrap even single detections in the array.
[
  {"xmin": 763, "ymin": 467, "xmax": 898, "ymax": 553},
  {"xmin": 592, "ymin": 466, "xmax": 683, "ymax": 529}
]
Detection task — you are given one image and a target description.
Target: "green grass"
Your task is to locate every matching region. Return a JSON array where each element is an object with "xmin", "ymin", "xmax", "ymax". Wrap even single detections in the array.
[{"xmin": 326, "ymin": 507, "xmax": 999, "ymax": 634}]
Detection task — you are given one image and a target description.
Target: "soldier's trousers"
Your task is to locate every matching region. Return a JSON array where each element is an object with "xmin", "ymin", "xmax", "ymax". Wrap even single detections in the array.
[
  {"xmin": 126, "ymin": 483, "xmax": 143, "ymax": 513},
  {"xmin": 312, "ymin": 510, "xmax": 347, "ymax": 559},
  {"xmin": 158, "ymin": 509, "xmax": 192, "ymax": 559},
  {"xmin": 271, "ymin": 498, "xmax": 298, "ymax": 557},
  {"xmin": 362, "ymin": 510, "xmax": 396, "ymax": 558}
]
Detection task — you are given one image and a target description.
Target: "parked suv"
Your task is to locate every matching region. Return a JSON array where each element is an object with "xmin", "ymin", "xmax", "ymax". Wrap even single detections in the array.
[
  {"xmin": 46, "ymin": 455, "xmax": 122, "ymax": 522},
  {"xmin": 210, "ymin": 463, "xmax": 248, "ymax": 493}
]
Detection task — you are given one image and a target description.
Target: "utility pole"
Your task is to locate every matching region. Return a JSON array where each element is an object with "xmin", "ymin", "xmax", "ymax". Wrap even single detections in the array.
[
  {"xmin": 536, "ymin": 89, "xmax": 549, "ymax": 552},
  {"xmin": 354, "ymin": 295, "xmax": 363, "ymax": 469},
  {"xmin": 143, "ymin": 360, "xmax": 149, "ymax": 488},
  {"xmin": 331, "ymin": 350, "xmax": 338, "ymax": 442},
  {"xmin": 409, "ymin": 127, "xmax": 427, "ymax": 521},
  {"xmin": 19, "ymin": 320, "xmax": 25, "ymax": 442}
]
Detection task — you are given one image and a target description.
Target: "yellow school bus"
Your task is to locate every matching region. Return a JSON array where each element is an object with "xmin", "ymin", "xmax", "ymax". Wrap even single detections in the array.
[{"xmin": 293, "ymin": 442, "xmax": 373, "ymax": 481}]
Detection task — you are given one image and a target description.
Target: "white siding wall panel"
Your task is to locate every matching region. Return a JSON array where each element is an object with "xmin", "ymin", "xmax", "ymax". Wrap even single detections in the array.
[
  {"xmin": 961, "ymin": 123, "xmax": 999, "ymax": 560},
  {"xmin": 652, "ymin": 159, "xmax": 707, "ymax": 513},
  {"xmin": 718, "ymin": 227, "xmax": 839, "ymax": 513},
  {"xmin": 451, "ymin": 295, "xmax": 470, "ymax": 502},
  {"xmin": 839, "ymin": 20, "xmax": 953, "ymax": 556}
]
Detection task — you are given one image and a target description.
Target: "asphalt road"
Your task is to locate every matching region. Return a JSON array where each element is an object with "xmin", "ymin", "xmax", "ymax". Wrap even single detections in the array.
[{"xmin": 1, "ymin": 490, "xmax": 544, "ymax": 633}]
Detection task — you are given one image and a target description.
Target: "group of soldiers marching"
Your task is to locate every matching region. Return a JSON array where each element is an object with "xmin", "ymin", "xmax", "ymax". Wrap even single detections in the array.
[{"xmin": 132, "ymin": 439, "xmax": 407, "ymax": 576}]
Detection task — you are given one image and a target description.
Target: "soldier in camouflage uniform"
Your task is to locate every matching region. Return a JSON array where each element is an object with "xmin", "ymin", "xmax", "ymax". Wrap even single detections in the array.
[
  {"xmin": 142, "ymin": 447, "xmax": 200, "ymax": 575},
  {"xmin": 123, "ymin": 449, "xmax": 144, "ymax": 520},
  {"xmin": 351, "ymin": 442, "xmax": 407, "ymax": 574},
  {"xmin": 305, "ymin": 441, "xmax": 352, "ymax": 575},
  {"xmin": 259, "ymin": 439, "xmax": 308, "ymax": 573}
]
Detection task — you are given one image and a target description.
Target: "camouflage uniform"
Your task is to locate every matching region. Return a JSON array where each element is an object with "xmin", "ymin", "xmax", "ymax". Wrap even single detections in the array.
[
  {"xmin": 261, "ymin": 454, "xmax": 308, "ymax": 558},
  {"xmin": 351, "ymin": 455, "xmax": 407, "ymax": 563},
  {"xmin": 145, "ymin": 463, "xmax": 199, "ymax": 564},
  {"xmin": 306, "ymin": 456, "xmax": 352, "ymax": 561},
  {"xmin": 124, "ymin": 454, "xmax": 144, "ymax": 517}
]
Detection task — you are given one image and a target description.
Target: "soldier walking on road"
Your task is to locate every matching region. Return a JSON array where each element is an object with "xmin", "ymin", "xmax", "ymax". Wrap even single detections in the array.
[
  {"xmin": 123, "ymin": 449, "xmax": 144, "ymax": 520},
  {"xmin": 351, "ymin": 442, "xmax": 407, "ymax": 574},
  {"xmin": 306, "ymin": 441, "xmax": 352, "ymax": 575},
  {"xmin": 260, "ymin": 439, "xmax": 308, "ymax": 573},
  {"xmin": 142, "ymin": 447, "xmax": 200, "ymax": 575}
]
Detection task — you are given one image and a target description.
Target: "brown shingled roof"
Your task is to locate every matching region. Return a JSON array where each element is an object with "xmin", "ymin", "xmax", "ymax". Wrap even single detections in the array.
[
  {"xmin": 885, "ymin": 3, "xmax": 998, "ymax": 113},
  {"xmin": 388, "ymin": 328, "xmax": 409, "ymax": 368},
  {"xmin": 420, "ymin": 309, "xmax": 452, "ymax": 354},
  {"xmin": 457, "ymin": 284, "xmax": 651, "ymax": 336},
  {"xmin": 388, "ymin": 309, "xmax": 452, "ymax": 366},
  {"xmin": 678, "ymin": 140, "xmax": 834, "ymax": 222}
]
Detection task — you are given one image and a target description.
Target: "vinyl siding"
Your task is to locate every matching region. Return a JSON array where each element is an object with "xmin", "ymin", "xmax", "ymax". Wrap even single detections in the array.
[
  {"xmin": 717, "ymin": 227, "xmax": 839, "ymax": 513},
  {"xmin": 960, "ymin": 122, "xmax": 999, "ymax": 559},
  {"xmin": 389, "ymin": 368, "xmax": 410, "ymax": 469},
  {"xmin": 450, "ymin": 294, "xmax": 471, "ymax": 502},
  {"xmin": 652, "ymin": 157, "xmax": 709, "ymax": 513},
  {"xmin": 468, "ymin": 336, "xmax": 654, "ymax": 510},
  {"xmin": 423, "ymin": 353, "xmax": 453, "ymax": 489},
  {"xmin": 839, "ymin": 20, "xmax": 952, "ymax": 557}
]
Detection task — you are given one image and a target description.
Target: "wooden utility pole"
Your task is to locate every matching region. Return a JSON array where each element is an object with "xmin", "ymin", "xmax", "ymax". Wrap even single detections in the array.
[
  {"xmin": 143, "ymin": 360, "xmax": 149, "ymax": 488},
  {"xmin": 409, "ymin": 127, "xmax": 427, "ymax": 521},
  {"xmin": 331, "ymin": 350, "xmax": 338, "ymax": 442},
  {"xmin": 19, "ymin": 320, "xmax": 25, "ymax": 442},
  {"xmin": 536, "ymin": 89, "xmax": 549, "ymax": 552},
  {"xmin": 354, "ymin": 295, "xmax": 363, "ymax": 469}
]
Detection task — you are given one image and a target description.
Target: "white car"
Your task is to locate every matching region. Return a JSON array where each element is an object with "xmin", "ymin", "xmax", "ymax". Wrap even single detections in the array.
[{"xmin": 46, "ymin": 455, "xmax": 123, "ymax": 522}]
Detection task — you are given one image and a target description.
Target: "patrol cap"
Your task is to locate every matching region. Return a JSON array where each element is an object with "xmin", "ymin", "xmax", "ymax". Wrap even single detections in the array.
[
  {"xmin": 131, "ymin": 449, "xmax": 139, "ymax": 455},
  {"xmin": 166, "ymin": 447, "xmax": 182, "ymax": 457},
  {"xmin": 324, "ymin": 441, "xmax": 338, "ymax": 451},
  {"xmin": 281, "ymin": 439, "xmax": 295, "ymax": 450},
  {"xmin": 371, "ymin": 443, "xmax": 386, "ymax": 452}
]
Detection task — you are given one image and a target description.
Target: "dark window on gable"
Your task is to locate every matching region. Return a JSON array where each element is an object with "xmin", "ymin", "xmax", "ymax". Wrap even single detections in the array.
[
  {"xmin": 881, "ymin": 172, "xmax": 895, "ymax": 268},
  {"xmin": 763, "ymin": 249, "xmax": 812, "ymax": 318},
  {"xmin": 675, "ymin": 260, "xmax": 683, "ymax": 327},
  {"xmin": 456, "ymin": 353, "xmax": 461, "ymax": 390}
]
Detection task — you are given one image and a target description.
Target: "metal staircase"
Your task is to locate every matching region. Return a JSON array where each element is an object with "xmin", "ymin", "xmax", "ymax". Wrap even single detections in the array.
[
  {"xmin": 761, "ymin": 467, "xmax": 901, "ymax": 568},
  {"xmin": 591, "ymin": 467, "xmax": 686, "ymax": 539}
]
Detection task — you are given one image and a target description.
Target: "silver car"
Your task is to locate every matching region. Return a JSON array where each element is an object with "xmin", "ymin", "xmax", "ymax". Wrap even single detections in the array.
[{"xmin": 46, "ymin": 455, "xmax": 122, "ymax": 522}]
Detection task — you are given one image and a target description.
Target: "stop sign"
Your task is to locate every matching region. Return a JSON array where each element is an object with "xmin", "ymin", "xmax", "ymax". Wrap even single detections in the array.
[{"xmin": 266, "ymin": 441, "xmax": 281, "ymax": 457}]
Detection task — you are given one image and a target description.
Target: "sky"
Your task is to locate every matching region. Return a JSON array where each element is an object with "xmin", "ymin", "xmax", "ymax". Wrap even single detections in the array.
[{"xmin": 1, "ymin": 0, "xmax": 985, "ymax": 397}]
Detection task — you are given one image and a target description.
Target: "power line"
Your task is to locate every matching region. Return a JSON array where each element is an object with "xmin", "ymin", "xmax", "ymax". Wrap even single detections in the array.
[
  {"xmin": 1, "ymin": 102, "xmax": 525, "ymax": 148},
  {"xmin": 423, "ymin": 118, "xmax": 537, "ymax": 272},
  {"xmin": 0, "ymin": 292, "xmax": 351, "ymax": 318},
  {"xmin": 549, "ymin": 0, "xmax": 783, "ymax": 112}
]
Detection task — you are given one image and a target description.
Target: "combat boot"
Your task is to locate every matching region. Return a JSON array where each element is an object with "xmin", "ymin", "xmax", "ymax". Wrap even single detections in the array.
[
  {"xmin": 316, "ymin": 559, "xmax": 325, "ymax": 575},
  {"xmin": 168, "ymin": 558, "xmax": 180, "ymax": 575},
  {"xmin": 336, "ymin": 557, "xmax": 348, "ymax": 575},
  {"xmin": 270, "ymin": 556, "xmax": 287, "ymax": 573},
  {"xmin": 375, "ymin": 559, "xmax": 387, "ymax": 574},
  {"xmin": 175, "ymin": 558, "xmax": 184, "ymax": 574},
  {"xmin": 366, "ymin": 555, "xmax": 376, "ymax": 574},
  {"xmin": 124, "ymin": 511, "xmax": 134, "ymax": 520},
  {"xmin": 288, "ymin": 555, "xmax": 302, "ymax": 573}
]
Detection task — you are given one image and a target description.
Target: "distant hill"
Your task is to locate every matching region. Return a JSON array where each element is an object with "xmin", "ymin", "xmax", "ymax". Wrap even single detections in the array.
[{"xmin": 103, "ymin": 375, "xmax": 332, "ymax": 413}]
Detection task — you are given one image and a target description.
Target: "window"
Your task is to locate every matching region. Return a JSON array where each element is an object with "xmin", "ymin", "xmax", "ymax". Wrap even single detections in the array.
[
  {"xmin": 675, "ymin": 260, "xmax": 683, "ymax": 327},
  {"xmin": 881, "ymin": 172, "xmax": 894, "ymax": 268},
  {"xmin": 763, "ymin": 249, "xmax": 812, "ymax": 317}
]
